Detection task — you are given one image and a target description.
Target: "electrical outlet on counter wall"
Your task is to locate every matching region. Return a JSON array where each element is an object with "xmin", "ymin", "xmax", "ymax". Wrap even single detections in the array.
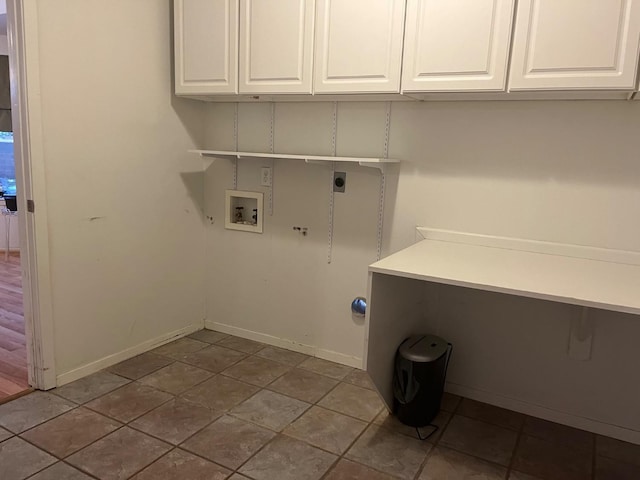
[{"xmin": 261, "ymin": 167, "xmax": 272, "ymax": 187}]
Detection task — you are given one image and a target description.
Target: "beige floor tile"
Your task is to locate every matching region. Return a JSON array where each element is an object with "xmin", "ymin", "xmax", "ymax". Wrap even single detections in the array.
[
  {"xmin": 67, "ymin": 427, "xmax": 170, "ymax": 480},
  {"xmin": 53, "ymin": 371, "xmax": 130, "ymax": 404},
  {"xmin": 132, "ymin": 448, "xmax": 231, "ymax": 480},
  {"xmin": 0, "ymin": 437, "xmax": 56, "ymax": 480},
  {"xmin": 130, "ymin": 398, "xmax": 221, "ymax": 445},
  {"xmin": 346, "ymin": 424, "xmax": 432, "ymax": 480},
  {"xmin": 182, "ymin": 415, "xmax": 275, "ymax": 469},
  {"xmin": 299, "ymin": 357, "xmax": 353, "ymax": 380},
  {"xmin": 595, "ymin": 455, "xmax": 640, "ymax": 480},
  {"xmin": 343, "ymin": 369, "xmax": 375, "ymax": 390},
  {"xmin": 324, "ymin": 459, "xmax": 396, "ymax": 480},
  {"xmin": 268, "ymin": 368, "xmax": 339, "ymax": 403},
  {"xmin": 152, "ymin": 338, "xmax": 208, "ymax": 358},
  {"xmin": 221, "ymin": 355, "xmax": 291, "ymax": 387},
  {"xmin": 255, "ymin": 346, "xmax": 309, "ymax": 366},
  {"xmin": 418, "ymin": 446, "xmax": 507, "ymax": 480},
  {"xmin": 21, "ymin": 407, "xmax": 121, "ymax": 458},
  {"xmin": 597, "ymin": 435, "xmax": 640, "ymax": 467},
  {"xmin": 138, "ymin": 362, "xmax": 213, "ymax": 394},
  {"xmin": 284, "ymin": 406, "xmax": 367, "ymax": 454},
  {"xmin": 107, "ymin": 353, "xmax": 173, "ymax": 380},
  {"xmin": 508, "ymin": 471, "xmax": 544, "ymax": 480},
  {"xmin": 180, "ymin": 375, "xmax": 259, "ymax": 411},
  {"xmin": 374, "ymin": 409, "xmax": 450, "ymax": 442},
  {"xmin": 318, "ymin": 383, "xmax": 384, "ymax": 421},
  {"xmin": 175, "ymin": 345, "xmax": 247, "ymax": 372},
  {"xmin": 85, "ymin": 383, "xmax": 172, "ymax": 423},
  {"xmin": 441, "ymin": 392, "xmax": 462, "ymax": 413},
  {"xmin": 0, "ymin": 426, "xmax": 13, "ymax": 441},
  {"xmin": 28, "ymin": 462, "xmax": 94, "ymax": 480},
  {"xmin": 188, "ymin": 329, "xmax": 229, "ymax": 344},
  {"xmin": 239, "ymin": 435, "xmax": 337, "ymax": 480},
  {"xmin": 217, "ymin": 335, "xmax": 266, "ymax": 354},
  {"xmin": 457, "ymin": 398, "xmax": 525, "ymax": 431},
  {"xmin": 512, "ymin": 434, "xmax": 592, "ymax": 480},
  {"xmin": 440, "ymin": 415, "xmax": 518, "ymax": 466},
  {"xmin": 523, "ymin": 416, "xmax": 594, "ymax": 452},
  {"xmin": 0, "ymin": 392, "xmax": 75, "ymax": 433},
  {"xmin": 230, "ymin": 389, "xmax": 310, "ymax": 431}
]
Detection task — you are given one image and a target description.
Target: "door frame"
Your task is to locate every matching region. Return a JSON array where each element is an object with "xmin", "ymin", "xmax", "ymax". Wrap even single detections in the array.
[{"xmin": 6, "ymin": 0, "xmax": 56, "ymax": 389}]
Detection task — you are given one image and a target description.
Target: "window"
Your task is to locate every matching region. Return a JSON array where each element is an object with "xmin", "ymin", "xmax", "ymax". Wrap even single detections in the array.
[{"xmin": 0, "ymin": 131, "xmax": 15, "ymax": 196}]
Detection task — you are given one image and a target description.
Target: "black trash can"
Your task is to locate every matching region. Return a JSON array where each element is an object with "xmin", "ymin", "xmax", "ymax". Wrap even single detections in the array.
[{"xmin": 392, "ymin": 334, "xmax": 452, "ymax": 427}]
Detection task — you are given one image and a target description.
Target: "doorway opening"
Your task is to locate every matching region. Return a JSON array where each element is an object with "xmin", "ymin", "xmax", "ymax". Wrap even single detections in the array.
[
  {"xmin": 0, "ymin": 8, "xmax": 28, "ymax": 402},
  {"xmin": 0, "ymin": 15, "xmax": 28, "ymax": 402}
]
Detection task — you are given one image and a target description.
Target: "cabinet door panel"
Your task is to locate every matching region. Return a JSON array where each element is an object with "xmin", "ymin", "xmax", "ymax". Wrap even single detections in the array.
[
  {"xmin": 174, "ymin": 0, "xmax": 238, "ymax": 95},
  {"xmin": 510, "ymin": 0, "xmax": 640, "ymax": 90},
  {"xmin": 402, "ymin": 0, "xmax": 515, "ymax": 92},
  {"xmin": 239, "ymin": 0, "xmax": 314, "ymax": 93},
  {"xmin": 314, "ymin": 0, "xmax": 405, "ymax": 94}
]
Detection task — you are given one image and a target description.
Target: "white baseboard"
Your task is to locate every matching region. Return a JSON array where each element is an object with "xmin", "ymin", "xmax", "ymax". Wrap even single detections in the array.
[
  {"xmin": 56, "ymin": 322, "xmax": 204, "ymax": 387},
  {"xmin": 447, "ymin": 383, "xmax": 640, "ymax": 446},
  {"xmin": 206, "ymin": 320, "xmax": 364, "ymax": 369}
]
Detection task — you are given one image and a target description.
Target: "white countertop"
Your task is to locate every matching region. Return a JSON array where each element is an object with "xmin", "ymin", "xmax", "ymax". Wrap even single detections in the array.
[{"xmin": 370, "ymin": 235, "xmax": 640, "ymax": 315}]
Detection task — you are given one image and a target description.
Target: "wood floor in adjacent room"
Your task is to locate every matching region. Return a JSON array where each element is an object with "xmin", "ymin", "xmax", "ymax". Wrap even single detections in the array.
[{"xmin": 0, "ymin": 252, "xmax": 29, "ymax": 402}]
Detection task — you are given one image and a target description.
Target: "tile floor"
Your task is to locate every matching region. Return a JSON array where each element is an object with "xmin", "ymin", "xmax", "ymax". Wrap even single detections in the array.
[{"xmin": 0, "ymin": 329, "xmax": 639, "ymax": 479}]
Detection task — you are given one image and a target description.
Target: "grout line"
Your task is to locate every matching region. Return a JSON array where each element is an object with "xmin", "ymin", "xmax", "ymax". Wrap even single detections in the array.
[
  {"xmin": 123, "ymin": 445, "xmax": 180, "ymax": 479},
  {"xmin": 412, "ymin": 411, "xmax": 456, "ymax": 479},
  {"xmin": 591, "ymin": 433, "xmax": 597, "ymax": 480},
  {"xmin": 504, "ymin": 411, "xmax": 526, "ymax": 479}
]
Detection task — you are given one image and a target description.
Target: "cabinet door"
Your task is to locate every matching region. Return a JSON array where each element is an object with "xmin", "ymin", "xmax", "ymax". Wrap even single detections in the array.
[
  {"xmin": 239, "ymin": 0, "xmax": 314, "ymax": 94},
  {"xmin": 314, "ymin": 0, "xmax": 406, "ymax": 94},
  {"xmin": 401, "ymin": 0, "xmax": 515, "ymax": 92},
  {"xmin": 174, "ymin": 0, "xmax": 238, "ymax": 95},
  {"xmin": 510, "ymin": 0, "xmax": 640, "ymax": 90}
]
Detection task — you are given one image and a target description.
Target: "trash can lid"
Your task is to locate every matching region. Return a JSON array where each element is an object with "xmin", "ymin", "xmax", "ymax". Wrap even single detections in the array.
[{"xmin": 399, "ymin": 335, "xmax": 449, "ymax": 362}]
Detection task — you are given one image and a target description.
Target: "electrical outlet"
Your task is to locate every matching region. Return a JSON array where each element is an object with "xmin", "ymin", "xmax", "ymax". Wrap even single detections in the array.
[{"xmin": 261, "ymin": 167, "xmax": 272, "ymax": 187}]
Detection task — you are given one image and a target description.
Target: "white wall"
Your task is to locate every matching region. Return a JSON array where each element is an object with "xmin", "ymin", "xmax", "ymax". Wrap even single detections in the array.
[
  {"xmin": 202, "ymin": 99, "xmax": 640, "ymax": 431},
  {"xmin": 28, "ymin": 0, "xmax": 207, "ymax": 380}
]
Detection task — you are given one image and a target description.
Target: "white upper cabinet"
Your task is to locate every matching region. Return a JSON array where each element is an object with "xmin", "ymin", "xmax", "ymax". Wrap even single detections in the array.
[
  {"xmin": 510, "ymin": 0, "xmax": 640, "ymax": 91},
  {"xmin": 313, "ymin": 0, "xmax": 406, "ymax": 94},
  {"xmin": 239, "ymin": 0, "xmax": 315, "ymax": 94},
  {"xmin": 402, "ymin": 0, "xmax": 515, "ymax": 93},
  {"xmin": 174, "ymin": 0, "xmax": 239, "ymax": 95}
]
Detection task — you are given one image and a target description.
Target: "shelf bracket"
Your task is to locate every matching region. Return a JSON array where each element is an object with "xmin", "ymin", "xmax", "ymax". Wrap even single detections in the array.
[{"xmin": 359, "ymin": 162, "xmax": 387, "ymax": 174}]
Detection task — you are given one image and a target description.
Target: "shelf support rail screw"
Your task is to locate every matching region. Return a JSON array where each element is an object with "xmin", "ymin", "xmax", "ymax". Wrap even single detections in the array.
[
  {"xmin": 269, "ymin": 103, "xmax": 275, "ymax": 215},
  {"xmin": 233, "ymin": 102, "xmax": 239, "ymax": 189},
  {"xmin": 376, "ymin": 101, "xmax": 392, "ymax": 260},
  {"xmin": 327, "ymin": 102, "xmax": 338, "ymax": 264}
]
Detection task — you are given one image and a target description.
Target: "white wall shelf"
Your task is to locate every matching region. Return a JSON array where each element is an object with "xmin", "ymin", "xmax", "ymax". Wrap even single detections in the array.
[
  {"xmin": 371, "ymin": 228, "xmax": 640, "ymax": 315},
  {"xmin": 189, "ymin": 149, "xmax": 400, "ymax": 173}
]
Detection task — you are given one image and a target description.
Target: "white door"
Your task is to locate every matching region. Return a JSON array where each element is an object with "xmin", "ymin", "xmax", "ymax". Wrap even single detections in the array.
[
  {"xmin": 510, "ymin": 0, "xmax": 640, "ymax": 90},
  {"xmin": 314, "ymin": 0, "xmax": 406, "ymax": 94},
  {"xmin": 402, "ymin": 0, "xmax": 515, "ymax": 92},
  {"xmin": 174, "ymin": 0, "xmax": 239, "ymax": 95},
  {"xmin": 239, "ymin": 0, "xmax": 314, "ymax": 94}
]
